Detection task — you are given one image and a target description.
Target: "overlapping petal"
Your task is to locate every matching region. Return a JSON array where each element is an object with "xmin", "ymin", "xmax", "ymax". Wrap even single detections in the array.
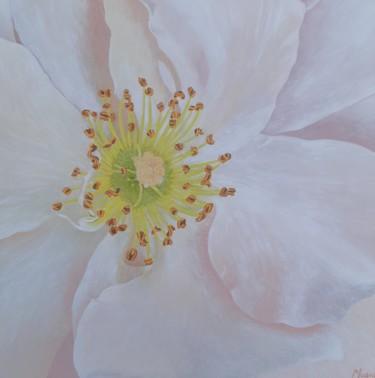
[
  {"xmin": 265, "ymin": 0, "xmax": 375, "ymax": 137},
  {"xmin": 259, "ymin": 295, "xmax": 375, "ymax": 378},
  {"xmin": 103, "ymin": 0, "xmax": 171, "ymax": 114},
  {"xmin": 210, "ymin": 136, "xmax": 375, "ymax": 327},
  {"xmin": 0, "ymin": 217, "xmax": 104, "ymax": 378},
  {"xmin": 1, "ymin": 1, "xmax": 373, "ymax": 376},
  {"xmin": 11, "ymin": 0, "xmax": 113, "ymax": 109},
  {"xmin": 74, "ymin": 224, "xmax": 341, "ymax": 378},
  {"xmin": 72, "ymin": 231, "xmax": 144, "ymax": 333},
  {"xmin": 0, "ymin": 0, "xmax": 15, "ymax": 41},
  {"xmin": 0, "ymin": 38, "xmax": 88, "ymax": 239},
  {"xmin": 301, "ymin": 0, "xmax": 320, "ymax": 11},
  {"xmin": 123, "ymin": 0, "xmax": 305, "ymax": 148},
  {"xmin": 284, "ymin": 94, "xmax": 375, "ymax": 152}
]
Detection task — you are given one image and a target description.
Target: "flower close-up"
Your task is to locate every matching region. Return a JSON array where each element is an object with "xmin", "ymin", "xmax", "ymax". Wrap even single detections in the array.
[{"xmin": 1, "ymin": 1, "xmax": 375, "ymax": 377}]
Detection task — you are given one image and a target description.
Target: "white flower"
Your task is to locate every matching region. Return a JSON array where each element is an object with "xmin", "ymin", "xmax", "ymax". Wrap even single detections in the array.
[{"xmin": 1, "ymin": 1, "xmax": 375, "ymax": 377}]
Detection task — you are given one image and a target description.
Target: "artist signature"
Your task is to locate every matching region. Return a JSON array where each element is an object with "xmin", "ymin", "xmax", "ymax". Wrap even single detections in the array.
[{"xmin": 352, "ymin": 368, "xmax": 375, "ymax": 378}]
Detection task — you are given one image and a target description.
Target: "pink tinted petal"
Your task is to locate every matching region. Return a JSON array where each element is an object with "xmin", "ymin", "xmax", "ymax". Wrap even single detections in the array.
[
  {"xmin": 11, "ymin": 0, "xmax": 113, "ymax": 109},
  {"xmin": 103, "ymin": 0, "xmax": 171, "ymax": 112},
  {"xmin": 284, "ymin": 94, "xmax": 375, "ymax": 151},
  {"xmin": 0, "ymin": 0, "xmax": 16, "ymax": 41},
  {"xmin": 74, "ymin": 224, "xmax": 340, "ymax": 378},
  {"xmin": 72, "ymin": 231, "xmax": 144, "ymax": 333},
  {"xmin": 265, "ymin": 0, "xmax": 375, "ymax": 135},
  {"xmin": 142, "ymin": 0, "xmax": 304, "ymax": 145},
  {"xmin": 0, "ymin": 218, "xmax": 103, "ymax": 378},
  {"xmin": 259, "ymin": 295, "xmax": 375, "ymax": 378},
  {"xmin": 301, "ymin": 0, "xmax": 320, "ymax": 11},
  {"xmin": 48, "ymin": 332, "xmax": 79, "ymax": 378},
  {"xmin": 210, "ymin": 136, "xmax": 375, "ymax": 327},
  {"xmin": 0, "ymin": 39, "xmax": 88, "ymax": 239}
]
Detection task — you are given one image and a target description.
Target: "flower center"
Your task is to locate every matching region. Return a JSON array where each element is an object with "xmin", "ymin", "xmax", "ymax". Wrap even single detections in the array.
[
  {"xmin": 52, "ymin": 78, "xmax": 235, "ymax": 265},
  {"xmin": 133, "ymin": 152, "xmax": 165, "ymax": 188}
]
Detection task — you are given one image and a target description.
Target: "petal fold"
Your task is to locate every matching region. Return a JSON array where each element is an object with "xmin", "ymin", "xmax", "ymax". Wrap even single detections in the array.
[
  {"xmin": 11, "ymin": 0, "xmax": 113, "ymax": 109},
  {"xmin": 210, "ymin": 136, "xmax": 375, "ymax": 327},
  {"xmin": 0, "ymin": 0, "xmax": 16, "ymax": 41},
  {"xmin": 0, "ymin": 39, "xmax": 89, "ymax": 239},
  {"xmin": 72, "ymin": 231, "xmax": 144, "ymax": 333},
  {"xmin": 0, "ymin": 218, "xmax": 103, "ymax": 378},
  {"xmin": 284, "ymin": 94, "xmax": 375, "ymax": 152},
  {"xmin": 74, "ymin": 224, "xmax": 341, "ymax": 378},
  {"xmin": 103, "ymin": 0, "xmax": 171, "ymax": 111},
  {"xmin": 265, "ymin": 0, "xmax": 375, "ymax": 135},
  {"xmin": 141, "ymin": 0, "xmax": 304, "ymax": 144},
  {"xmin": 259, "ymin": 296, "xmax": 375, "ymax": 378}
]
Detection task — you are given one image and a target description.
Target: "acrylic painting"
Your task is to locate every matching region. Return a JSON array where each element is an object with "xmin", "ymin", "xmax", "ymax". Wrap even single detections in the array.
[{"xmin": 1, "ymin": 1, "xmax": 374, "ymax": 377}]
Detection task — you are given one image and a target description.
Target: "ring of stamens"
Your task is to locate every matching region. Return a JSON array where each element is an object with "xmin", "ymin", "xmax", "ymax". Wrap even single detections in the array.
[{"xmin": 52, "ymin": 78, "xmax": 235, "ymax": 265}]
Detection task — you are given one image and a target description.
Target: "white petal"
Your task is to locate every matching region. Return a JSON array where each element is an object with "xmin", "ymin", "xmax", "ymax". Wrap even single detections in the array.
[
  {"xmin": 11, "ymin": 0, "xmax": 113, "ymax": 109},
  {"xmin": 284, "ymin": 94, "xmax": 375, "ymax": 152},
  {"xmin": 301, "ymin": 0, "xmax": 320, "ymax": 11},
  {"xmin": 142, "ymin": 0, "xmax": 304, "ymax": 143},
  {"xmin": 72, "ymin": 231, "xmax": 144, "ymax": 333},
  {"xmin": 265, "ymin": 0, "xmax": 375, "ymax": 134},
  {"xmin": 0, "ymin": 0, "xmax": 15, "ymax": 41},
  {"xmin": 259, "ymin": 295, "xmax": 375, "ymax": 378},
  {"xmin": 210, "ymin": 136, "xmax": 375, "ymax": 327},
  {"xmin": 0, "ymin": 217, "xmax": 103, "ymax": 378},
  {"xmin": 103, "ymin": 0, "xmax": 171, "ymax": 110},
  {"xmin": 0, "ymin": 38, "xmax": 89, "ymax": 239},
  {"xmin": 74, "ymin": 224, "xmax": 340, "ymax": 378}
]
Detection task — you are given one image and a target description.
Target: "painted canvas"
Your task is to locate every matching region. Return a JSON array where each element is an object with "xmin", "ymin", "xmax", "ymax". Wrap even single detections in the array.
[{"xmin": 1, "ymin": 1, "xmax": 374, "ymax": 377}]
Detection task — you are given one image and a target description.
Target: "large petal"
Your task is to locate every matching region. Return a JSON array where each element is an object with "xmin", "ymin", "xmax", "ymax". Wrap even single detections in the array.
[
  {"xmin": 137, "ymin": 0, "xmax": 304, "ymax": 143},
  {"xmin": 301, "ymin": 0, "xmax": 320, "ymax": 11},
  {"xmin": 0, "ymin": 217, "xmax": 104, "ymax": 378},
  {"xmin": 210, "ymin": 136, "xmax": 375, "ymax": 327},
  {"xmin": 0, "ymin": 38, "xmax": 89, "ymax": 239},
  {"xmin": 47, "ymin": 332, "xmax": 79, "ymax": 378},
  {"xmin": 74, "ymin": 224, "xmax": 340, "ymax": 378},
  {"xmin": 259, "ymin": 295, "xmax": 375, "ymax": 378},
  {"xmin": 11, "ymin": 0, "xmax": 113, "ymax": 109},
  {"xmin": 0, "ymin": 0, "xmax": 16, "ymax": 41},
  {"xmin": 265, "ymin": 0, "xmax": 375, "ymax": 135},
  {"xmin": 103, "ymin": 0, "xmax": 171, "ymax": 110},
  {"xmin": 284, "ymin": 94, "xmax": 375, "ymax": 152},
  {"xmin": 72, "ymin": 231, "xmax": 144, "ymax": 333}
]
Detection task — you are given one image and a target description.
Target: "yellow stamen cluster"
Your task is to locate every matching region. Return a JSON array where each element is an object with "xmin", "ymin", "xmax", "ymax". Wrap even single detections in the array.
[{"xmin": 52, "ymin": 78, "xmax": 235, "ymax": 265}]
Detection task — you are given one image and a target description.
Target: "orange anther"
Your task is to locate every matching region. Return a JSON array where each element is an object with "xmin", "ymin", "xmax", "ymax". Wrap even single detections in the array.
[
  {"xmin": 84, "ymin": 128, "xmax": 95, "ymax": 138},
  {"xmin": 177, "ymin": 219, "xmax": 187, "ymax": 229},
  {"xmin": 144, "ymin": 257, "xmax": 153, "ymax": 265},
  {"xmin": 126, "ymin": 248, "xmax": 138, "ymax": 262},
  {"xmin": 52, "ymin": 202, "xmax": 63, "ymax": 211},
  {"xmin": 187, "ymin": 87, "xmax": 196, "ymax": 98},
  {"xmin": 174, "ymin": 143, "xmax": 184, "ymax": 151},
  {"xmin": 61, "ymin": 187, "xmax": 72, "ymax": 196},
  {"xmin": 138, "ymin": 77, "xmax": 147, "ymax": 87},
  {"xmin": 182, "ymin": 165, "xmax": 190, "ymax": 174},
  {"xmin": 186, "ymin": 195, "xmax": 196, "ymax": 204}
]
